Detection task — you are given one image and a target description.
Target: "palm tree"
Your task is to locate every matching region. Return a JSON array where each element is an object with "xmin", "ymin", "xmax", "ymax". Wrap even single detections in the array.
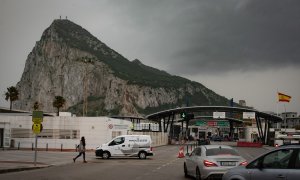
[
  {"xmin": 52, "ymin": 96, "xmax": 66, "ymax": 116},
  {"xmin": 5, "ymin": 86, "xmax": 19, "ymax": 110}
]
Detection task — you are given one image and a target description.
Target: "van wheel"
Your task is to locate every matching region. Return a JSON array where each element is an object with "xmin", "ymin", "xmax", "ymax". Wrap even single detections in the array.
[
  {"xmin": 102, "ymin": 151, "xmax": 110, "ymax": 159},
  {"xmin": 138, "ymin": 151, "xmax": 147, "ymax": 159}
]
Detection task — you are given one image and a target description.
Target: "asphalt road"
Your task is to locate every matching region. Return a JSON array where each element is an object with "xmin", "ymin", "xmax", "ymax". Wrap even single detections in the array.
[{"xmin": 0, "ymin": 145, "xmax": 270, "ymax": 180}]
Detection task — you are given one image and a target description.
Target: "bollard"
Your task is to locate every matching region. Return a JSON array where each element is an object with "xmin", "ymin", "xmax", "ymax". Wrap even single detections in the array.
[
  {"xmin": 61, "ymin": 144, "xmax": 63, "ymax": 152},
  {"xmin": 32, "ymin": 143, "xmax": 34, "ymax": 151},
  {"xmin": 46, "ymin": 143, "xmax": 48, "ymax": 151},
  {"xmin": 186, "ymin": 144, "xmax": 189, "ymax": 155},
  {"xmin": 18, "ymin": 142, "xmax": 20, "ymax": 150}
]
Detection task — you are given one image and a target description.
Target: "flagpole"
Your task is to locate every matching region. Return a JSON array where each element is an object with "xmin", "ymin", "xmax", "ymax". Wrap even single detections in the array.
[
  {"xmin": 276, "ymin": 102, "xmax": 279, "ymax": 129},
  {"xmin": 277, "ymin": 91, "xmax": 291, "ymax": 133},
  {"xmin": 284, "ymin": 103, "xmax": 287, "ymax": 133},
  {"xmin": 276, "ymin": 90, "xmax": 279, "ymax": 129}
]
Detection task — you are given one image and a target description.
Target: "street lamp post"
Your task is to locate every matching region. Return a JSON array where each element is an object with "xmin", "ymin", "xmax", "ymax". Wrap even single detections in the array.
[{"xmin": 81, "ymin": 57, "xmax": 95, "ymax": 116}]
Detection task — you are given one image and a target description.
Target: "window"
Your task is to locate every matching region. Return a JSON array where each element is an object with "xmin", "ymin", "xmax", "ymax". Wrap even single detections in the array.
[
  {"xmin": 206, "ymin": 148, "xmax": 239, "ymax": 156},
  {"xmin": 190, "ymin": 148, "xmax": 199, "ymax": 156},
  {"xmin": 195, "ymin": 148, "xmax": 201, "ymax": 156},
  {"xmin": 262, "ymin": 149, "xmax": 293, "ymax": 169},
  {"xmin": 109, "ymin": 137, "xmax": 125, "ymax": 146},
  {"xmin": 11, "ymin": 128, "xmax": 80, "ymax": 139},
  {"xmin": 247, "ymin": 158, "xmax": 260, "ymax": 169},
  {"xmin": 112, "ymin": 131, "xmax": 121, "ymax": 138}
]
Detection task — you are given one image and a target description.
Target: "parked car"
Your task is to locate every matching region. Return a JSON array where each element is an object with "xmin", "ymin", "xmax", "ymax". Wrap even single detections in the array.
[
  {"xmin": 95, "ymin": 135, "xmax": 153, "ymax": 159},
  {"xmin": 222, "ymin": 144, "xmax": 300, "ymax": 180},
  {"xmin": 184, "ymin": 145, "xmax": 247, "ymax": 180}
]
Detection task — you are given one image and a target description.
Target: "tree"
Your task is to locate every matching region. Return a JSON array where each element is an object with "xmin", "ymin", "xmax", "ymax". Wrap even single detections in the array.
[
  {"xmin": 5, "ymin": 86, "xmax": 19, "ymax": 110},
  {"xmin": 52, "ymin": 96, "xmax": 66, "ymax": 116}
]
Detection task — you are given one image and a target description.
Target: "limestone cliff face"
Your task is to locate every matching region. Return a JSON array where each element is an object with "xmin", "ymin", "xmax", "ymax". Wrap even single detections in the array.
[{"xmin": 14, "ymin": 20, "xmax": 229, "ymax": 116}]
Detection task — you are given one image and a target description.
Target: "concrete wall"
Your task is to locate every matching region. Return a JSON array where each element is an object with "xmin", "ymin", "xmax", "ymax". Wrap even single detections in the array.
[
  {"xmin": 0, "ymin": 122, "xmax": 10, "ymax": 147},
  {"xmin": 0, "ymin": 115, "xmax": 132, "ymax": 150},
  {"xmin": 130, "ymin": 131, "xmax": 168, "ymax": 147},
  {"xmin": 0, "ymin": 115, "xmax": 169, "ymax": 150}
]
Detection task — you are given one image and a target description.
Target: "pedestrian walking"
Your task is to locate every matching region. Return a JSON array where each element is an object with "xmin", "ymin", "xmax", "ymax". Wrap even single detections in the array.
[{"xmin": 73, "ymin": 136, "xmax": 87, "ymax": 163}]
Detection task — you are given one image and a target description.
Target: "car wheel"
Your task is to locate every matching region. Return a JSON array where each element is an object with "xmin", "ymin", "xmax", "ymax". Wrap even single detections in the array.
[
  {"xmin": 102, "ymin": 151, "xmax": 110, "ymax": 159},
  {"xmin": 196, "ymin": 167, "xmax": 201, "ymax": 180},
  {"xmin": 184, "ymin": 163, "xmax": 188, "ymax": 178},
  {"xmin": 138, "ymin": 151, "xmax": 147, "ymax": 159}
]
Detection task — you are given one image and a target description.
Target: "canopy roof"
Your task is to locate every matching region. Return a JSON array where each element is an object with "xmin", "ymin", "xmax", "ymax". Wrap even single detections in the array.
[{"xmin": 146, "ymin": 106, "xmax": 282, "ymax": 122}]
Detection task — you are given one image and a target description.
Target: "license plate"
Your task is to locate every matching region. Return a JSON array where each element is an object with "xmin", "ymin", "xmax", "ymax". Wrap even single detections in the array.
[{"xmin": 221, "ymin": 161, "xmax": 236, "ymax": 166}]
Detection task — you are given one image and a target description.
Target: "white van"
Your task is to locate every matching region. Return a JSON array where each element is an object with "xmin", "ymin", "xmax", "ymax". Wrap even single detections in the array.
[{"xmin": 95, "ymin": 135, "xmax": 154, "ymax": 159}]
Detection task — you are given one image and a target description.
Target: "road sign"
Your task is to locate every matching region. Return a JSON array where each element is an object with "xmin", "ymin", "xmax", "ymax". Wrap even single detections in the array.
[
  {"xmin": 213, "ymin": 112, "xmax": 225, "ymax": 119},
  {"xmin": 208, "ymin": 121, "xmax": 217, "ymax": 126},
  {"xmin": 243, "ymin": 112, "xmax": 256, "ymax": 119},
  {"xmin": 196, "ymin": 120, "xmax": 207, "ymax": 126},
  {"xmin": 196, "ymin": 120, "xmax": 229, "ymax": 127},
  {"xmin": 217, "ymin": 121, "xmax": 229, "ymax": 127},
  {"xmin": 32, "ymin": 123, "xmax": 43, "ymax": 134},
  {"xmin": 32, "ymin": 111, "xmax": 43, "ymax": 124}
]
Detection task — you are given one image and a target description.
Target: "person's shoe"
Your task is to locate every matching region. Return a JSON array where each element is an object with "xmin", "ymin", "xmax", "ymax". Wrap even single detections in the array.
[
  {"xmin": 83, "ymin": 161, "xmax": 87, "ymax": 163},
  {"xmin": 73, "ymin": 158, "xmax": 75, "ymax": 163}
]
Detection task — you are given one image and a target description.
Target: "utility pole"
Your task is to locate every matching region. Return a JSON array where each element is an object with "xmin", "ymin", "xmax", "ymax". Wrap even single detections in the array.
[
  {"xmin": 59, "ymin": 74, "xmax": 64, "ymax": 96},
  {"xmin": 81, "ymin": 57, "xmax": 94, "ymax": 116},
  {"xmin": 83, "ymin": 59, "xmax": 88, "ymax": 116}
]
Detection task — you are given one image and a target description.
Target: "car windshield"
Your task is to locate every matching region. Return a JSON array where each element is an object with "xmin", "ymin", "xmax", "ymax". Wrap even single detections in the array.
[{"xmin": 206, "ymin": 148, "xmax": 239, "ymax": 156}]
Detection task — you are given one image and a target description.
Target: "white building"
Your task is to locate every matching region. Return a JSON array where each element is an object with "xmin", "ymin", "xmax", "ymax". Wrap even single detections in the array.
[
  {"xmin": 0, "ymin": 115, "xmax": 132, "ymax": 150},
  {"xmin": 0, "ymin": 112, "xmax": 168, "ymax": 150}
]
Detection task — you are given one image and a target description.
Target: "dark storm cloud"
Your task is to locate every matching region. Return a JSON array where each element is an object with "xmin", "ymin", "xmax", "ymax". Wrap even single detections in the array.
[{"xmin": 108, "ymin": 0, "xmax": 300, "ymax": 75}]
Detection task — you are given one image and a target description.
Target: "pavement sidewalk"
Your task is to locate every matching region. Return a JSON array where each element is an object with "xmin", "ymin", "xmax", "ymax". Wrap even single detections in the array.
[
  {"xmin": 0, "ymin": 149, "xmax": 94, "ymax": 174},
  {"xmin": 0, "ymin": 161, "xmax": 50, "ymax": 174}
]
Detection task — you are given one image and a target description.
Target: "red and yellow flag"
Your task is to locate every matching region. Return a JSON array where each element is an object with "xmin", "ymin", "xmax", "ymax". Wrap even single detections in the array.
[{"xmin": 278, "ymin": 92, "xmax": 291, "ymax": 102}]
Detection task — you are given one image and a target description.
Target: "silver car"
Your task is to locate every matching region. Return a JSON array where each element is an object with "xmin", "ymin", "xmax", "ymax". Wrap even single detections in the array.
[
  {"xmin": 222, "ymin": 144, "xmax": 300, "ymax": 180},
  {"xmin": 184, "ymin": 145, "xmax": 247, "ymax": 180}
]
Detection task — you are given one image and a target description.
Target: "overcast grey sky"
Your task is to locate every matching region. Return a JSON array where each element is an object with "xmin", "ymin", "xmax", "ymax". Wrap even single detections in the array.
[{"xmin": 0, "ymin": 0, "xmax": 299, "ymax": 114}]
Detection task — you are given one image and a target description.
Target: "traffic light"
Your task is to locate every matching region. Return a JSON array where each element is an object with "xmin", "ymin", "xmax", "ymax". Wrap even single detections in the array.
[
  {"xmin": 180, "ymin": 112, "xmax": 187, "ymax": 119},
  {"xmin": 180, "ymin": 112, "xmax": 194, "ymax": 120}
]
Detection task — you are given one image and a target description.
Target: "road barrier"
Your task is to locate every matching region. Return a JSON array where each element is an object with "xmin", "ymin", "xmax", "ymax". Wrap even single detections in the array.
[
  {"xmin": 237, "ymin": 141, "xmax": 262, "ymax": 147},
  {"xmin": 177, "ymin": 146, "xmax": 185, "ymax": 158}
]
